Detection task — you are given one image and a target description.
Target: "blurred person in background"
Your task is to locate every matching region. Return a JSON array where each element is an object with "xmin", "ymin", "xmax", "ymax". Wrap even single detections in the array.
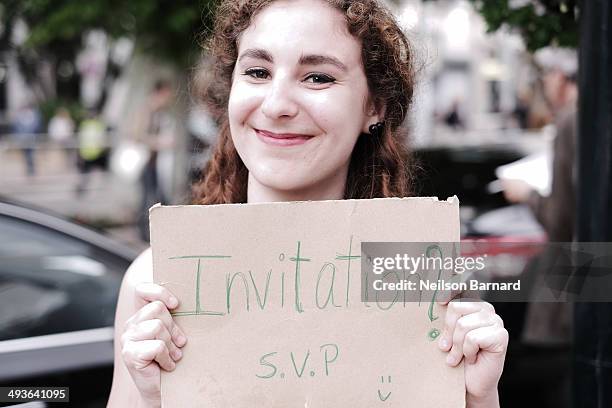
[
  {"xmin": 501, "ymin": 47, "xmax": 577, "ymax": 407},
  {"xmin": 444, "ymin": 98, "xmax": 466, "ymax": 131},
  {"xmin": 502, "ymin": 47, "xmax": 577, "ymax": 244},
  {"xmin": 48, "ymin": 107, "xmax": 76, "ymax": 168},
  {"xmin": 76, "ymin": 110, "xmax": 109, "ymax": 195},
  {"xmin": 134, "ymin": 79, "xmax": 176, "ymax": 242},
  {"xmin": 512, "ymin": 89, "xmax": 532, "ymax": 130},
  {"xmin": 11, "ymin": 102, "xmax": 43, "ymax": 177}
]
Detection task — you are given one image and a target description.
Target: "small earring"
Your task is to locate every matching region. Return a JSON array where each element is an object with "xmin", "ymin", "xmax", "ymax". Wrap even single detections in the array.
[{"xmin": 368, "ymin": 121, "xmax": 385, "ymax": 137}]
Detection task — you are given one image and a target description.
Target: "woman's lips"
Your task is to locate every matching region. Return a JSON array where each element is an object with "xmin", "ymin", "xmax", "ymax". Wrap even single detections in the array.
[{"xmin": 255, "ymin": 129, "xmax": 313, "ymax": 146}]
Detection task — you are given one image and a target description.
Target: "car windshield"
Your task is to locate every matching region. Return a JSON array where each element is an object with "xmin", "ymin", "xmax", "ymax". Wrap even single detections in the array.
[{"xmin": 0, "ymin": 215, "xmax": 129, "ymax": 341}]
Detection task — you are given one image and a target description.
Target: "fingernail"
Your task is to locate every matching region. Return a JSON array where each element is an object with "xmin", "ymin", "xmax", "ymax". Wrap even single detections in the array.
[
  {"xmin": 169, "ymin": 361, "xmax": 176, "ymax": 371},
  {"xmin": 177, "ymin": 334, "xmax": 186, "ymax": 346},
  {"xmin": 169, "ymin": 296, "xmax": 179, "ymax": 308},
  {"xmin": 446, "ymin": 354, "xmax": 457, "ymax": 366},
  {"xmin": 438, "ymin": 338, "xmax": 449, "ymax": 350},
  {"xmin": 173, "ymin": 349, "xmax": 183, "ymax": 360}
]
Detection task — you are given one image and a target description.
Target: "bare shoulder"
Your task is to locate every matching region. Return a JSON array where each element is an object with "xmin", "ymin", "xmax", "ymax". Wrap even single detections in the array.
[
  {"xmin": 114, "ymin": 247, "xmax": 153, "ymax": 331},
  {"xmin": 124, "ymin": 247, "xmax": 153, "ymax": 288}
]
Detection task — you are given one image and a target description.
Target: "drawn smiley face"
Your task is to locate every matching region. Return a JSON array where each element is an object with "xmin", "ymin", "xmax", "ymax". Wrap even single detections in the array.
[{"xmin": 377, "ymin": 375, "xmax": 392, "ymax": 402}]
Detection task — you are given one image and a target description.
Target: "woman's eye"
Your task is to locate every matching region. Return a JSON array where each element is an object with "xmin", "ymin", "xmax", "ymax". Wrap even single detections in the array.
[
  {"xmin": 243, "ymin": 68, "xmax": 270, "ymax": 80},
  {"xmin": 304, "ymin": 73, "xmax": 335, "ymax": 84}
]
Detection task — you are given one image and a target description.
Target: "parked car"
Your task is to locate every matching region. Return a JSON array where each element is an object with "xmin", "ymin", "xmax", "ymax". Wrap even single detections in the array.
[{"xmin": 0, "ymin": 199, "xmax": 139, "ymax": 407}]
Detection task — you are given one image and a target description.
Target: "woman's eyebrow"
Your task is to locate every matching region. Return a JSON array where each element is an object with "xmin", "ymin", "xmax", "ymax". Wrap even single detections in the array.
[
  {"xmin": 299, "ymin": 54, "xmax": 348, "ymax": 72},
  {"xmin": 238, "ymin": 48, "xmax": 273, "ymax": 63},
  {"xmin": 238, "ymin": 48, "xmax": 348, "ymax": 72}
]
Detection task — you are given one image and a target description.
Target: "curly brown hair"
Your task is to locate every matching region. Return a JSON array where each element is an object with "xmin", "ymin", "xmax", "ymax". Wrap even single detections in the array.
[{"xmin": 192, "ymin": 0, "xmax": 416, "ymax": 204}]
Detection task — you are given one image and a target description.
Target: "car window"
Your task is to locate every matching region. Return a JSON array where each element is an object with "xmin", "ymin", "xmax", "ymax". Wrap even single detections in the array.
[{"xmin": 0, "ymin": 215, "xmax": 130, "ymax": 341}]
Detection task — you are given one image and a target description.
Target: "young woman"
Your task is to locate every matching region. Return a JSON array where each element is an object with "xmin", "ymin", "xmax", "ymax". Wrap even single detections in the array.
[{"xmin": 108, "ymin": 1, "xmax": 508, "ymax": 407}]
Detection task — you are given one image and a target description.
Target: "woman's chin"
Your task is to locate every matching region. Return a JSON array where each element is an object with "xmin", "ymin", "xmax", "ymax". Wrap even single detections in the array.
[
  {"xmin": 249, "ymin": 170, "xmax": 318, "ymax": 197},
  {"xmin": 246, "ymin": 158, "xmax": 348, "ymax": 200},
  {"xmin": 258, "ymin": 178, "xmax": 311, "ymax": 193}
]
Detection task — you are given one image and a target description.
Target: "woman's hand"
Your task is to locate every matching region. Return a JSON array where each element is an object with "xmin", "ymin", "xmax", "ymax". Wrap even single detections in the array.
[
  {"xmin": 120, "ymin": 282, "xmax": 187, "ymax": 406},
  {"xmin": 438, "ymin": 299, "xmax": 508, "ymax": 408}
]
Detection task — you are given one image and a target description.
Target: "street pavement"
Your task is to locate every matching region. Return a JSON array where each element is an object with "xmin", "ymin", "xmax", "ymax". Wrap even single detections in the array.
[{"xmin": 1, "ymin": 146, "xmax": 147, "ymax": 250}]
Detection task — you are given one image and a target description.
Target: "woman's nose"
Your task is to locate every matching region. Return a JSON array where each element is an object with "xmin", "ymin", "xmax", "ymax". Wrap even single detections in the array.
[{"xmin": 261, "ymin": 76, "xmax": 299, "ymax": 119}]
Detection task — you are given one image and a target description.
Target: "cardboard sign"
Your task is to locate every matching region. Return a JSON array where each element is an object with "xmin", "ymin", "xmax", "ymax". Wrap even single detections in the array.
[{"xmin": 151, "ymin": 197, "xmax": 464, "ymax": 407}]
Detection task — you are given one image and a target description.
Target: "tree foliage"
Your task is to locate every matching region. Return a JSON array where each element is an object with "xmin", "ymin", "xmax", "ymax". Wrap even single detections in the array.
[
  {"xmin": 0, "ymin": 0, "xmax": 218, "ymax": 106},
  {"xmin": 1, "ymin": 0, "xmax": 217, "ymax": 65},
  {"xmin": 467, "ymin": 0, "xmax": 579, "ymax": 52}
]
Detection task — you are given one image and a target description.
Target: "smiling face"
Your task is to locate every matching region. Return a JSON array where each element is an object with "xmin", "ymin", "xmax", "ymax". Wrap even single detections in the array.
[{"xmin": 228, "ymin": 0, "xmax": 380, "ymax": 201}]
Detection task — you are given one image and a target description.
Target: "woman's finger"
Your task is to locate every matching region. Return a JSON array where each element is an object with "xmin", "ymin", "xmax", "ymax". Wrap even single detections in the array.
[
  {"xmin": 126, "ymin": 300, "xmax": 187, "ymax": 347},
  {"xmin": 135, "ymin": 282, "xmax": 179, "ymax": 310},
  {"xmin": 462, "ymin": 326, "xmax": 509, "ymax": 365},
  {"xmin": 438, "ymin": 300, "xmax": 486, "ymax": 351},
  {"xmin": 123, "ymin": 339, "xmax": 175, "ymax": 372},
  {"xmin": 124, "ymin": 319, "xmax": 183, "ymax": 362},
  {"xmin": 446, "ymin": 311, "xmax": 497, "ymax": 366}
]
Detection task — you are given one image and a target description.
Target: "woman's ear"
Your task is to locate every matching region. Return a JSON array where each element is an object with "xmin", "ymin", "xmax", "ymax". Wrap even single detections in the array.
[{"xmin": 363, "ymin": 99, "xmax": 386, "ymax": 134}]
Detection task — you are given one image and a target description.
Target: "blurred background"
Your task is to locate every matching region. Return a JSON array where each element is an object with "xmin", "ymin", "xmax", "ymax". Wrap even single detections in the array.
[
  {"xmin": 2, "ymin": 0, "xmax": 609, "ymax": 407},
  {"xmin": 0, "ymin": 0, "xmax": 580, "ymax": 241}
]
